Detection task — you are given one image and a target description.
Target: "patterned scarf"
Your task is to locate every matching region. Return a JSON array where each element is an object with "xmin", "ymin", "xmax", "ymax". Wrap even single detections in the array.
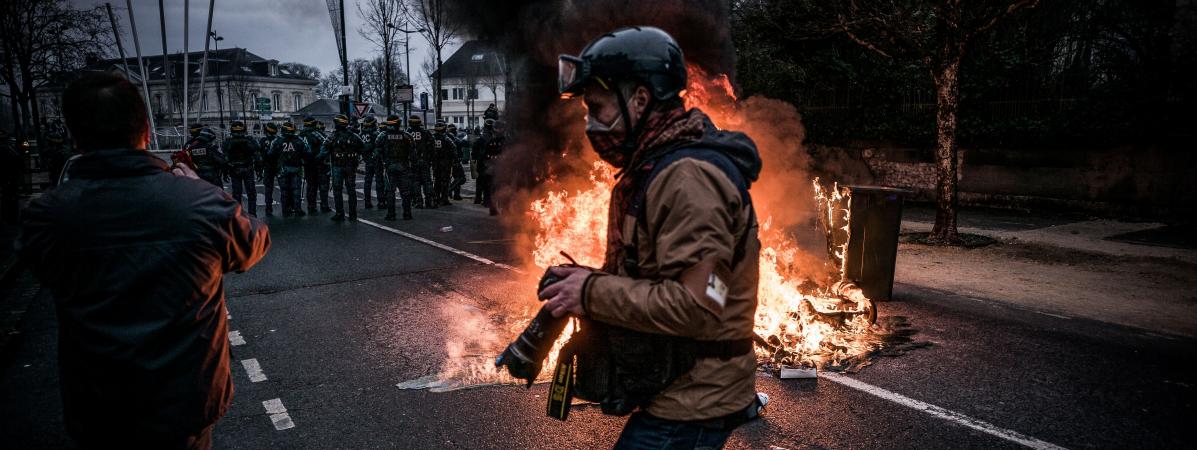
[{"xmin": 602, "ymin": 107, "xmax": 709, "ymax": 273}]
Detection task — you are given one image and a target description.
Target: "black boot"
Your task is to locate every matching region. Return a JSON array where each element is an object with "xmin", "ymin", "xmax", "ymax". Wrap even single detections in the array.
[
  {"xmin": 331, "ymin": 213, "xmax": 345, "ymax": 222},
  {"xmin": 403, "ymin": 211, "xmax": 413, "ymax": 220}
]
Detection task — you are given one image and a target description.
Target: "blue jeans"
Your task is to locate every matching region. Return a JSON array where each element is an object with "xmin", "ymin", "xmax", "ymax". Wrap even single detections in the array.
[{"xmin": 614, "ymin": 412, "xmax": 734, "ymax": 450}]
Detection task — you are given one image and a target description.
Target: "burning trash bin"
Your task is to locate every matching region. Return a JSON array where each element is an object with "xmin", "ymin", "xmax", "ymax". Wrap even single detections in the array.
[{"xmin": 842, "ymin": 186, "xmax": 910, "ymax": 302}]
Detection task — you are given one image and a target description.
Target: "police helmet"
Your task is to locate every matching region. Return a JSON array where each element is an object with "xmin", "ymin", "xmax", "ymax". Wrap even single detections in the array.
[
  {"xmin": 558, "ymin": 26, "xmax": 687, "ymax": 101},
  {"xmin": 433, "ymin": 120, "xmax": 447, "ymax": 133},
  {"xmin": 230, "ymin": 120, "xmax": 247, "ymax": 133},
  {"xmin": 303, "ymin": 116, "xmax": 318, "ymax": 128},
  {"xmin": 333, "ymin": 114, "xmax": 350, "ymax": 128},
  {"xmin": 484, "ymin": 118, "xmax": 495, "ymax": 129},
  {"xmin": 281, "ymin": 121, "xmax": 297, "ymax": 133},
  {"xmin": 408, "ymin": 115, "xmax": 423, "ymax": 128},
  {"xmin": 264, "ymin": 123, "xmax": 279, "ymax": 135},
  {"xmin": 362, "ymin": 116, "xmax": 377, "ymax": 129},
  {"xmin": 189, "ymin": 123, "xmax": 204, "ymax": 136},
  {"xmin": 384, "ymin": 115, "xmax": 401, "ymax": 128}
]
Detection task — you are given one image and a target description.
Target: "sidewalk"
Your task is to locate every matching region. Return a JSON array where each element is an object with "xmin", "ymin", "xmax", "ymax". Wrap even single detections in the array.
[{"xmin": 895, "ymin": 205, "xmax": 1197, "ymax": 337}]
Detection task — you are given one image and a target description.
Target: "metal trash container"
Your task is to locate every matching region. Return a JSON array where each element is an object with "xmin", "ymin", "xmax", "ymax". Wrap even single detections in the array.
[{"xmin": 843, "ymin": 186, "xmax": 910, "ymax": 301}]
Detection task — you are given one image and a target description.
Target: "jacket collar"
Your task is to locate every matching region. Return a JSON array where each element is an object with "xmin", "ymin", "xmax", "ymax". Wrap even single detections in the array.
[{"xmin": 68, "ymin": 148, "xmax": 170, "ymax": 179}]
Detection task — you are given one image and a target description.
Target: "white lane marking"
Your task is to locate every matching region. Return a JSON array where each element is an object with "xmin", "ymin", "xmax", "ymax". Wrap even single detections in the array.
[
  {"xmin": 357, "ymin": 218, "xmax": 522, "ymax": 273},
  {"xmin": 241, "ymin": 358, "xmax": 267, "ymax": 382},
  {"xmin": 262, "ymin": 398, "xmax": 295, "ymax": 431},
  {"xmin": 229, "ymin": 330, "xmax": 246, "ymax": 346},
  {"xmin": 355, "ymin": 188, "xmax": 1065, "ymax": 449},
  {"xmin": 821, "ymin": 372, "xmax": 1067, "ymax": 450}
]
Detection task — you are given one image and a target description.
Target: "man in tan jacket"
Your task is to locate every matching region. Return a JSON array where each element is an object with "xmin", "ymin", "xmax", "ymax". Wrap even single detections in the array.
[{"xmin": 540, "ymin": 27, "xmax": 763, "ymax": 449}]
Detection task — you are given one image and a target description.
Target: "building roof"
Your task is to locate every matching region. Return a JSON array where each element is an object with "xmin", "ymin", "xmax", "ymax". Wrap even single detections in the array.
[
  {"xmin": 431, "ymin": 40, "xmax": 505, "ymax": 80},
  {"xmin": 293, "ymin": 99, "xmax": 385, "ymax": 118},
  {"xmin": 88, "ymin": 48, "xmax": 316, "ymax": 83}
]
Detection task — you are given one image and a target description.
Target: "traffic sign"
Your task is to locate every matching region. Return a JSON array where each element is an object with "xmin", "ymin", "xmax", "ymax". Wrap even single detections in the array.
[
  {"xmin": 256, "ymin": 97, "xmax": 271, "ymax": 113},
  {"xmin": 395, "ymin": 84, "xmax": 414, "ymax": 103},
  {"xmin": 353, "ymin": 102, "xmax": 371, "ymax": 118}
]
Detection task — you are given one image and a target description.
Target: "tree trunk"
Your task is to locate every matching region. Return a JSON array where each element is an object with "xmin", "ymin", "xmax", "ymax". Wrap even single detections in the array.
[
  {"xmin": 384, "ymin": 44, "xmax": 392, "ymax": 115},
  {"xmin": 434, "ymin": 49, "xmax": 443, "ymax": 120},
  {"xmin": 929, "ymin": 55, "xmax": 962, "ymax": 244}
]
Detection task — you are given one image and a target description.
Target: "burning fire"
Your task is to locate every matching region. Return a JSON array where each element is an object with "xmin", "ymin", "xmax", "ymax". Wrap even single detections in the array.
[{"xmin": 526, "ymin": 66, "xmax": 877, "ymax": 370}]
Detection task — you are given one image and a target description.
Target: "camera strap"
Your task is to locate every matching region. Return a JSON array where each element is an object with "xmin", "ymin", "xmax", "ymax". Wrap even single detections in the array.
[{"xmin": 546, "ymin": 352, "xmax": 574, "ymax": 421}]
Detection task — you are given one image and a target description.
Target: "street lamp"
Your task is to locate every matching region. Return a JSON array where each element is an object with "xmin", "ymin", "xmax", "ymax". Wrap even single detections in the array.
[
  {"xmin": 210, "ymin": 32, "xmax": 225, "ymax": 128},
  {"xmin": 388, "ymin": 22, "xmax": 425, "ymax": 127}
]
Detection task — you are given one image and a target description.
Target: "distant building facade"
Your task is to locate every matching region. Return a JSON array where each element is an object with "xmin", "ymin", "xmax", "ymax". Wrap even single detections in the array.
[
  {"xmin": 432, "ymin": 41, "xmax": 507, "ymax": 130},
  {"xmin": 37, "ymin": 48, "xmax": 318, "ymax": 134}
]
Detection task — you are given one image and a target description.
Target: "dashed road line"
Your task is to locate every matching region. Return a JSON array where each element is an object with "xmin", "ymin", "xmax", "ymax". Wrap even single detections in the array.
[
  {"xmin": 229, "ymin": 330, "xmax": 246, "ymax": 346},
  {"xmin": 262, "ymin": 398, "xmax": 296, "ymax": 431},
  {"xmin": 241, "ymin": 358, "xmax": 268, "ymax": 382},
  {"xmin": 357, "ymin": 218, "xmax": 522, "ymax": 273},
  {"xmin": 821, "ymin": 372, "xmax": 1068, "ymax": 450}
]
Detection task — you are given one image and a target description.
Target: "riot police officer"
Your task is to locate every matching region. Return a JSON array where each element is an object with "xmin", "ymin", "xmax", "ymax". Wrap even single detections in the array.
[
  {"xmin": 222, "ymin": 120, "xmax": 262, "ymax": 216},
  {"xmin": 446, "ymin": 123, "xmax": 467, "ymax": 201},
  {"xmin": 259, "ymin": 123, "xmax": 281, "ymax": 216},
  {"xmin": 268, "ymin": 121, "xmax": 312, "ymax": 217},
  {"xmin": 317, "ymin": 114, "xmax": 367, "ymax": 222},
  {"xmin": 407, "ymin": 115, "xmax": 436, "ymax": 209},
  {"xmin": 472, "ymin": 119, "xmax": 504, "ymax": 215},
  {"xmin": 300, "ymin": 117, "xmax": 330, "ymax": 215},
  {"xmin": 376, "ymin": 115, "xmax": 416, "ymax": 221},
  {"xmin": 430, "ymin": 120, "xmax": 458, "ymax": 207},
  {"xmin": 360, "ymin": 116, "xmax": 385, "ymax": 209},
  {"xmin": 183, "ymin": 123, "xmax": 227, "ymax": 189}
]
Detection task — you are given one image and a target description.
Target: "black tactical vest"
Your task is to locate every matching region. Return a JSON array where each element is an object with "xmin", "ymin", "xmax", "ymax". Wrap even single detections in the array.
[
  {"xmin": 226, "ymin": 136, "xmax": 255, "ymax": 167},
  {"xmin": 380, "ymin": 130, "xmax": 414, "ymax": 166}
]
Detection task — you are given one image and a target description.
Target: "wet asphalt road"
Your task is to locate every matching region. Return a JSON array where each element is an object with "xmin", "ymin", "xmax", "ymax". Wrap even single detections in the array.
[{"xmin": 2, "ymin": 184, "xmax": 1195, "ymax": 449}]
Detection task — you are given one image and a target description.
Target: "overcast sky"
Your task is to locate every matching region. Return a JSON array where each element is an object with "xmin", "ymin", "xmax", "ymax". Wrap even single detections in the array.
[{"xmin": 73, "ymin": 0, "xmax": 461, "ymax": 91}]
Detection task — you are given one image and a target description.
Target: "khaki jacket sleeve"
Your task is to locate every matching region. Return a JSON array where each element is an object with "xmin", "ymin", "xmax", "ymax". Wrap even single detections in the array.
[{"xmin": 584, "ymin": 158, "xmax": 744, "ymax": 339}]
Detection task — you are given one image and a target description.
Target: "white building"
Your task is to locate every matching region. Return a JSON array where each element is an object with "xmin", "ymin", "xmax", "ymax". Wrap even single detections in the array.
[
  {"xmin": 431, "ymin": 41, "xmax": 506, "ymax": 131},
  {"xmin": 38, "ymin": 48, "xmax": 318, "ymax": 137}
]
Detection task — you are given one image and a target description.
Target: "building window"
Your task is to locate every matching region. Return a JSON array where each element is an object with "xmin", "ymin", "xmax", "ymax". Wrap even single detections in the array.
[
  {"xmin": 440, "ymin": 89, "xmax": 449, "ymax": 101},
  {"xmin": 293, "ymin": 93, "xmax": 302, "ymax": 111},
  {"xmin": 451, "ymin": 87, "xmax": 465, "ymax": 100},
  {"xmin": 201, "ymin": 92, "xmax": 208, "ymax": 112},
  {"xmin": 251, "ymin": 92, "xmax": 259, "ymax": 110},
  {"xmin": 155, "ymin": 94, "xmax": 162, "ymax": 111}
]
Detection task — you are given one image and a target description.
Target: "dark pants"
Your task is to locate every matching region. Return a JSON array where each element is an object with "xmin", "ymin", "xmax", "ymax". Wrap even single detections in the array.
[
  {"xmin": 279, "ymin": 170, "xmax": 303, "ymax": 215},
  {"xmin": 413, "ymin": 162, "xmax": 432, "ymax": 207},
  {"xmin": 433, "ymin": 161, "xmax": 453, "ymax": 205},
  {"xmin": 228, "ymin": 166, "xmax": 256, "ymax": 216},
  {"xmin": 476, "ymin": 168, "xmax": 493, "ymax": 207},
  {"xmin": 363, "ymin": 159, "xmax": 385, "ymax": 206},
  {"xmin": 318, "ymin": 164, "xmax": 331, "ymax": 209},
  {"xmin": 304, "ymin": 165, "xmax": 326, "ymax": 213},
  {"xmin": 384, "ymin": 164, "xmax": 414, "ymax": 218},
  {"xmin": 262, "ymin": 170, "xmax": 278, "ymax": 214},
  {"xmin": 614, "ymin": 412, "xmax": 734, "ymax": 450},
  {"xmin": 73, "ymin": 424, "xmax": 213, "ymax": 450},
  {"xmin": 450, "ymin": 162, "xmax": 466, "ymax": 199},
  {"xmin": 331, "ymin": 164, "xmax": 357, "ymax": 219}
]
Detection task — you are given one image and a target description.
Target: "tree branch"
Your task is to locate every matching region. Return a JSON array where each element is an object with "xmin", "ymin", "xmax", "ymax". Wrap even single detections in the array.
[{"xmin": 966, "ymin": 0, "xmax": 1040, "ymax": 42}]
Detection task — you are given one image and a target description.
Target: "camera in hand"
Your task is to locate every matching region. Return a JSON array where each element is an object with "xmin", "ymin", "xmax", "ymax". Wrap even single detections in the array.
[{"xmin": 494, "ymin": 266, "xmax": 571, "ymax": 388}]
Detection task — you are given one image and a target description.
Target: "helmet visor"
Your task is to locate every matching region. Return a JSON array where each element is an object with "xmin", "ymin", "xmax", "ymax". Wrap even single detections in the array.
[{"xmin": 558, "ymin": 55, "xmax": 586, "ymax": 98}]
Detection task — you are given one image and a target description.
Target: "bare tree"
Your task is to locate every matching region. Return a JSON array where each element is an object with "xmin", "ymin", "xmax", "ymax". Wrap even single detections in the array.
[
  {"xmin": 836, "ymin": 0, "xmax": 1039, "ymax": 244},
  {"xmin": 279, "ymin": 62, "xmax": 321, "ymax": 80},
  {"xmin": 403, "ymin": 0, "xmax": 461, "ymax": 118},
  {"xmin": 0, "ymin": 0, "xmax": 112, "ymax": 141},
  {"xmin": 358, "ymin": 0, "xmax": 404, "ymax": 115}
]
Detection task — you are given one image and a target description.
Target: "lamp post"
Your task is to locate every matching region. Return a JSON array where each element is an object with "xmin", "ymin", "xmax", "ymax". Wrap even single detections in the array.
[
  {"xmin": 391, "ymin": 22, "xmax": 425, "ymax": 128},
  {"xmin": 210, "ymin": 32, "xmax": 225, "ymax": 129}
]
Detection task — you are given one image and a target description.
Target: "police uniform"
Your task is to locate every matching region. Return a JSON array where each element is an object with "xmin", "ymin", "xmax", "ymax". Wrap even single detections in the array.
[
  {"xmin": 359, "ymin": 118, "xmax": 386, "ymax": 209},
  {"xmin": 258, "ymin": 125, "xmax": 281, "ymax": 215},
  {"xmin": 317, "ymin": 117, "xmax": 367, "ymax": 221},
  {"xmin": 447, "ymin": 126, "xmax": 467, "ymax": 200},
  {"xmin": 408, "ymin": 118, "xmax": 435, "ymax": 209},
  {"xmin": 268, "ymin": 125, "xmax": 311, "ymax": 217},
  {"xmin": 184, "ymin": 128, "xmax": 227, "ymax": 189},
  {"xmin": 431, "ymin": 123, "xmax": 458, "ymax": 206},
  {"xmin": 376, "ymin": 117, "xmax": 416, "ymax": 220},
  {"xmin": 221, "ymin": 124, "xmax": 261, "ymax": 216},
  {"xmin": 299, "ymin": 120, "xmax": 330, "ymax": 214}
]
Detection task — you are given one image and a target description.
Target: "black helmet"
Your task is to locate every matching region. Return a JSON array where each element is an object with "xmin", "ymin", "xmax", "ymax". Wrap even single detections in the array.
[
  {"xmin": 433, "ymin": 120, "xmax": 447, "ymax": 132},
  {"xmin": 189, "ymin": 123, "xmax": 204, "ymax": 136},
  {"xmin": 484, "ymin": 118, "xmax": 495, "ymax": 129},
  {"xmin": 447, "ymin": 123, "xmax": 457, "ymax": 132},
  {"xmin": 409, "ymin": 115, "xmax": 423, "ymax": 128},
  {"xmin": 362, "ymin": 116, "xmax": 377, "ymax": 129},
  {"xmin": 281, "ymin": 121, "xmax": 297, "ymax": 133},
  {"xmin": 558, "ymin": 26, "xmax": 686, "ymax": 101},
  {"xmin": 333, "ymin": 114, "xmax": 350, "ymax": 128},
  {"xmin": 264, "ymin": 123, "xmax": 279, "ymax": 135},
  {"xmin": 303, "ymin": 116, "xmax": 318, "ymax": 128},
  {"xmin": 230, "ymin": 120, "xmax": 247, "ymax": 133},
  {"xmin": 384, "ymin": 115, "xmax": 401, "ymax": 128}
]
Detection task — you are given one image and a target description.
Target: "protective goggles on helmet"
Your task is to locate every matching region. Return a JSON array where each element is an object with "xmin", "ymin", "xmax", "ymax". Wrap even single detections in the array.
[{"xmin": 558, "ymin": 55, "xmax": 587, "ymax": 98}]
